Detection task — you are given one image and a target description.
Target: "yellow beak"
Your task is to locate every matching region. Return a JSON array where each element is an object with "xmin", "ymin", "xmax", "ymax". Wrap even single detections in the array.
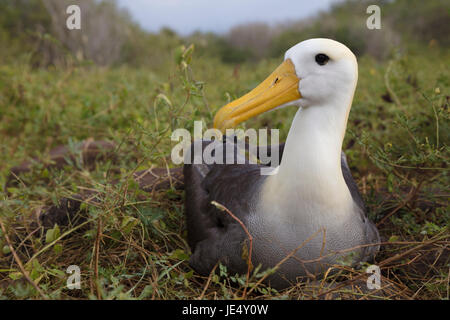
[{"xmin": 213, "ymin": 59, "xmax": 301, "ymax": 131}]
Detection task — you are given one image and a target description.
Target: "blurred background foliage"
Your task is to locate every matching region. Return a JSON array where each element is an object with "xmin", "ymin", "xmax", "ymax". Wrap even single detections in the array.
[{"xmin": 0, "ymin": 0, "xmax": 448, "ymax": 67}]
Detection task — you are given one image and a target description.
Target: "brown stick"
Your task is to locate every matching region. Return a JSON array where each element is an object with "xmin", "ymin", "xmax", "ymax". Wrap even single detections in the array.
[
  {"xmin": 0, "ymin": 217, "xmax": 48, "ymax": 299},
  {"xmin": 316, "ymin": 233, "xmax": 448, "ymax": 298},
  {"xmin": 94, "ymin": 218, "xmax": 103, "ymax": 300},
  {"xmin": 377, "ymin": 181, "xmax": 423, "ymax": 227},
  {"xmin": 198, "ymin": 262, "xmax": 219, "ymax": 300},
  {"xmin": 211, "ymin": 201, "xmax": 253, "ymax": 298}
]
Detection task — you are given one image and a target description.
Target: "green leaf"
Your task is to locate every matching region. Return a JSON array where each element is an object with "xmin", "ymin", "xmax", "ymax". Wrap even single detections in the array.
[
  {"xmin": 388, "ymin": 235, "xmax": 399, "ymax": 242},
  {"xmin": 53, "ymin": 244, "xmax": 63, "ymax": 254},
  {"xmin": 45, "ymin": 224, "xmax": 60, "ymax": 244},
  {"xmin": 174, "ymin": 45, "xmax": 186, "ymax": 65},
  {"xmin": 41, "ymin": 168, "xmax": 49, "ymax": 179},
  {"xmin": 9, "ymin": 272, "xmax": 23, "ymax": 280},
  {"xmin": 169, "ymin": 249, "xmax": 189, "ymax": 260},
  {"xmin": 121, "ymin": 216, "xmax": 139, "ymax": 235},
  {"xmin": 2, "ymin": 245, "xmax": 11, "ymax": 255},
  {"xmin": 182, "ymin": 44, "xmax": 195, "ymax": 64},
  {"xmin": 387, "ymin": 173, "xmax": 394, "ymax": 192},
  {"xmin": 155, "ymin": 93, "xmax": 172, "ymax": 108}
]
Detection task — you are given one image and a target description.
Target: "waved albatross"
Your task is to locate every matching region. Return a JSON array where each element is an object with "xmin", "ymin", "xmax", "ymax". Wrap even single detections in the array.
[{"xmin": 184, "ymin": 38, "xmax": 380, "ymax": 289}]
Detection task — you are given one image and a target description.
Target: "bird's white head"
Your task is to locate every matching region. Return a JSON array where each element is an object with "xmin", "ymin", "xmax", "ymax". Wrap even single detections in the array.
[
  {"xmin": 214, "ymin": 38, "xmax": 358, "ymax": 131},
  {"xmin": 285, "ymin": 38, "xmax": 358, "ymax": 108}
]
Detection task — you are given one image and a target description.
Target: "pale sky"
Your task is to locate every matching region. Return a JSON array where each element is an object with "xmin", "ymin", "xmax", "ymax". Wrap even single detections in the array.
[{"xmin": 115, "ymin": 0, "xmax": 340, "ymax": 35}]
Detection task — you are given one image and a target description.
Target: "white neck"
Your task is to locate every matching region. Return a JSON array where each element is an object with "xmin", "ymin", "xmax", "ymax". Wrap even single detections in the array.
[{"xmin": 261, "ymin": 99, "xmax": 354, "ymax": 217}]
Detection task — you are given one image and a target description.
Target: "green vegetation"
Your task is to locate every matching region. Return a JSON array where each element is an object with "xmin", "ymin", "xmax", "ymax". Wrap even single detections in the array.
[{"xmin": 0, "ymin": 0, "xmax": 448, "ymax": 300}]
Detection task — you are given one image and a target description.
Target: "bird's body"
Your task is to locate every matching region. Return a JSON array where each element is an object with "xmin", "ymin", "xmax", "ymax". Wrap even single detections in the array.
[{"xmin": 184, "ymin": 39, "xmax": 380, "ymax": 288}]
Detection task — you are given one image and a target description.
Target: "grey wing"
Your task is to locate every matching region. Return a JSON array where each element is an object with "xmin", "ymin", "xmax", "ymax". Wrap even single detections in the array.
[
  {"xmin": 340, "ymin": 151, "xmax": 381, "ymax": 259},
  {"xmin": 183, "ymin": 139, "xmax": 262, "ymax": 275},
  {"xmin": 183, "ymin": 138, "xmax": 255, "ymax": 245},
  {"xmin": 340, "ymin": 151, "xmax": 365, "ymax": 211},
  {"xmin": 183, "ymin": 140, "xmax": 218, "ymax": 249}
]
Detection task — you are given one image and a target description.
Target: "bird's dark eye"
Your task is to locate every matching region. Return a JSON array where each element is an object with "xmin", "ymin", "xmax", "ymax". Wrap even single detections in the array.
[{"xmin": 315, "ymin": 53, "xmax": 330, "ymax": 66}]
